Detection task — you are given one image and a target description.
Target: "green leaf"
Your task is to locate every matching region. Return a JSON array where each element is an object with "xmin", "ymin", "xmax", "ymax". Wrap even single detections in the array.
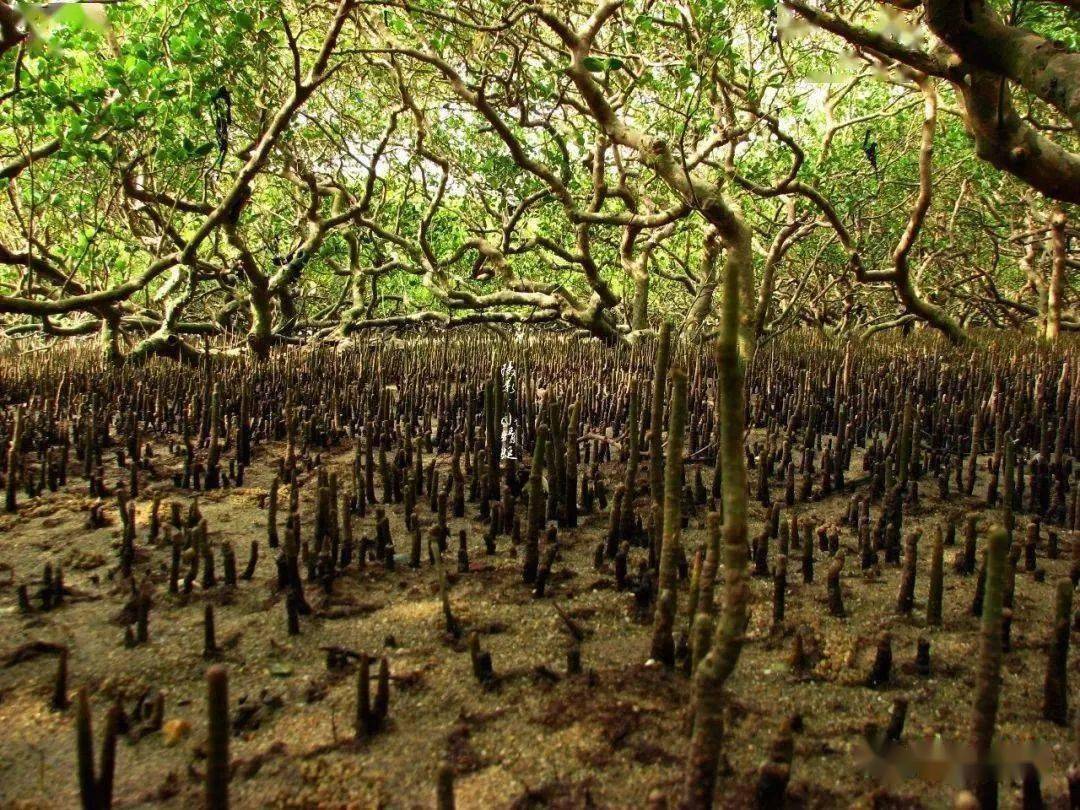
[
  {"xmin": 582, "ymin": 56, "xmax": 607, "ymax": 72},
  {"xmin": 103, "ymin": 61, "xmax": 125, "ymax": 87},
  {"xmin": 52, "ymin": 5, "xmax": 89, "ymax": 27}
]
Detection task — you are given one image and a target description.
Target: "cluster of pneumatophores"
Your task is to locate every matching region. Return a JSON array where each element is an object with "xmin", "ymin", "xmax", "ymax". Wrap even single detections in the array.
[{"xmin": 0, "ymin": 330, "xmax": 1078, "ymax": 808}]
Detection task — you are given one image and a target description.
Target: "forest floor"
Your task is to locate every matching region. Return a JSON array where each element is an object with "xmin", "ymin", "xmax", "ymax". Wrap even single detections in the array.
[{"xmin": 0, "ymin": 434, "xmax": 1074, "ymax": 809}]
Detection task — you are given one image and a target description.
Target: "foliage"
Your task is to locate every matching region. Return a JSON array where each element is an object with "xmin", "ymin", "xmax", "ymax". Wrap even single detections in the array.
[{"xmin": 0, "ymin": 0, "xmax": 1074, "ymax": 359}]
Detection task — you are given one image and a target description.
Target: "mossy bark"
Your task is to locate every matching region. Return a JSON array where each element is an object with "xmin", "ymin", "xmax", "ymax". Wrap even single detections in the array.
[{"xmin": 681, "ymin": 230, "xmax": 750, "ymax": 808}]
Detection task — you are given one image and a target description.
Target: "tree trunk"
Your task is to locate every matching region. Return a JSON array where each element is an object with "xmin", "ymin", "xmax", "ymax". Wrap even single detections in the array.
[
  {"xmin": 631, "ymin": 273, "xmax": 649, "ymax": 332},
  {"xmin": 682, "ymin": 229, "xmax": 720, "ymax": 337},
  {"xmin": 681, "ymin": 216, "xmax": 752, "ymax": 809},
  {"xmin": 1046, "ymin": 207, "xmax": 1067, "ymax": 342}
]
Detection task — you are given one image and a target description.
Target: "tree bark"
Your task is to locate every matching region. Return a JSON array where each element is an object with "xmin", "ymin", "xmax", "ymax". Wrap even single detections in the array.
[{"xmin": 1046, "ymin": 207, "xmax": 1067, "ymax": 342}]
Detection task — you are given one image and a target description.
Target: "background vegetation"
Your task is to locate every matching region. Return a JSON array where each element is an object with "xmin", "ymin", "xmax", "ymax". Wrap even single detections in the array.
[{"xmin": 0, "ymin": 0, "xmax": 1075, "ymax": 360}]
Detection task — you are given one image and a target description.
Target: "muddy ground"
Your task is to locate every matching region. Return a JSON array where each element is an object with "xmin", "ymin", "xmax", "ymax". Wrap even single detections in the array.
[{"xmin": 0, "ymin": 435, "xmax": 1074, "ymax": 809}]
